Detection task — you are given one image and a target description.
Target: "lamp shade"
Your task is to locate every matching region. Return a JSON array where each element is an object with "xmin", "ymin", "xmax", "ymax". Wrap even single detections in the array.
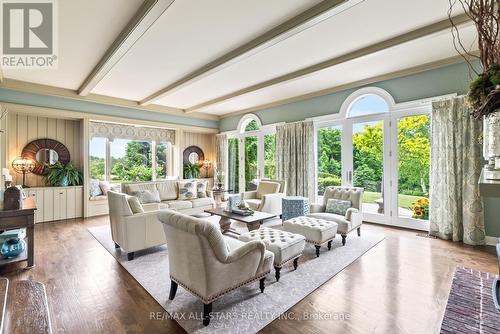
[{"xmin": 12, "ymin": 157, "xmax": 35, "ymax": 174}]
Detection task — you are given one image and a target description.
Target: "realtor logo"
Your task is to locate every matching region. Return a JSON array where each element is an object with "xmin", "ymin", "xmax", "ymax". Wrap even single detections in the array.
[{"xmin": 1, "ymin": 0, "xmax": 58, "ymax": 68}]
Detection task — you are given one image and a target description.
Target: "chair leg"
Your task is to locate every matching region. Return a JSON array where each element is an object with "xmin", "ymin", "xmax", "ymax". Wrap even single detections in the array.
[
  {"xmin": 203, "ymin": 302, "xmax": 212, "ymax": 326},
  {"xmin": 327, "ymin": 240, "xmax": 332, "ymax": 250},
  {"xmin": 274, "ymin": 266, "xmax": 281, "ymax": 282},
  {"xmin": 169, "ymin": 281, "xmax": 178, "ymax": 300},
  {"xmin": 127, "ymin": 252, "xmax": 135, "ymax": 261},
  {"xmin": 341, "ymin": 235, "xmax": 346, "ymax": 246},
  {"xmin": 114, "ymin": 242, "xmax": 120, "ymax": 249},
  {"xmin": 357, "ymin": 227, "xmax": 361, "ymax": 236},
  {"xmin": 293, "ymin": 257, "xmax": 299, "ymax": 270},
  {"xmin": 259, "ymin": 278, "xmax": 265, "ymax": 293},
  {"xmin": 315, "ymin": 245, "xmax": 321, "ymax": 257}
]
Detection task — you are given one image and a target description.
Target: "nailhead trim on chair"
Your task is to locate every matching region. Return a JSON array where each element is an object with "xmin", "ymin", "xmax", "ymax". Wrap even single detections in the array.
[
  {"xmin": 304, "ymin": 236, "xmax": 335, "ymax": 247},
  {"xmin": 275, "ymin": 254, "xmax": 302, "ymax": 268},
  {"xmin": 171, "ymin": 271, "xmax": 271, "ymax": 304}
]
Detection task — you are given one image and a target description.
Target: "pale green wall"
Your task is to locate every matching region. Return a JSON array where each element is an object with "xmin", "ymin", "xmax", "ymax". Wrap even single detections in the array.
[
  {"xmin": 219, "ymin": 61, "xmax": 474, "ymax": 131},
  {"xmin": 0, "ymin": 88, "xmax": 219, "ymax": 129},
  {"xmin": 219, "ymin": 61, "xmax": 500, "ymax": 239}
]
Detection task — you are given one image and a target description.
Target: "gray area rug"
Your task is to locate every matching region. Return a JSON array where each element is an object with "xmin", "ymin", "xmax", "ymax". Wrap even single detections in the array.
[{"xmin": 88, "ymin": 217, "xmax": 385, "ymax": 334}]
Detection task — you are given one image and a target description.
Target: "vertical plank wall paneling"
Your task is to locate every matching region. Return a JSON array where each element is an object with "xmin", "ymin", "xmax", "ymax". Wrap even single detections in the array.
[
  {"xmin": 7, "ymin": 113, "xmax": 82, "ymax": 187},
  {"xmin": 182, "ymin": 132, "xmax": 216, "ymax": 177}
]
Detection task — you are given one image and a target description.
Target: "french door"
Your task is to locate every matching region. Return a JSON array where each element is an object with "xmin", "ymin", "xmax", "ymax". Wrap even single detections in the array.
[{"xmin": 316, "ymin": 110, "xmax": 430, "ymax": 230}]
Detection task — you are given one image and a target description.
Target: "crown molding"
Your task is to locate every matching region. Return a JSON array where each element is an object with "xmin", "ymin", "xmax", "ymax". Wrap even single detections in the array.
[
  {"xmin": 0, "ymin": 78, "xmax": 219, "ymax": 121},
  {"xmin": 78, "ymin": 0, "xmax": 176, "ymax": 96},
  {"xmin": 186, "ymin": 13, "xmax": 472, "ymax": 113},
  {"xmin": 219, "ymin": 53, "xmax": 478, "ymax": 119},
  {"xmin": 139, "ymin": 0, "xmax": 363, "ymax": 106}
]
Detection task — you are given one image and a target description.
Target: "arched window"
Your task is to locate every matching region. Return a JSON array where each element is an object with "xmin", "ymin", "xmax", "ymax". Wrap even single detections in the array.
[
  {"xmin": 244, "ymin": 120, "xmax": 259, "ymax": 132},
  {"xmin": 347, "ymin": 94, "xmax": 389, "ymax": 118},
  {"xmin": 238, "ymin": 114, "xmax": 262, "ymax": 133}
]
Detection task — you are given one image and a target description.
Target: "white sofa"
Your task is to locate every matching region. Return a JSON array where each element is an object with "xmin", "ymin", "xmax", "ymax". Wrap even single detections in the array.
[
  {"xmin": 307, "ymin": 186, "xmax": 364, "ymax": 246},
  {"xmin": 241, "ymin": 179, "xmax": 286, "ymax": 215},
  {"xmin": 107, "ymin": 191, "xmax": 166, "ymax": 260},
  {"xmin": 158, "ymin": 209, "xmax": 274, "ymax": 326},
  {"xmin": 122, "ymin": 179, "xmax": 215, "ymax": 215}
]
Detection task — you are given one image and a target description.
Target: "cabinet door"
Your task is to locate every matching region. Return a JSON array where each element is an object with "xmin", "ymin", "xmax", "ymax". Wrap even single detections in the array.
[
  {"xmin": 75, "ymin": 187, "xmax": 83, "ymax": 218},
  {"xmin": 53, "ymin": 189, "xmax": 67, "ymax": 221},
  {"xmin": 66, "ymin": 188, "xmax": 76, "ymax": 219},
  {"xmin": 43, "ymin": 189, "xmax": 54, "ymax": 222},
  {"xmin": 35, "ymin": 190, "xmax": 44, "ymax": 223}
]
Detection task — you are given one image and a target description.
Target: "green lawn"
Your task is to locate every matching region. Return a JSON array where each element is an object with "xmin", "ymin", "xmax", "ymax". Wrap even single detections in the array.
[{"xmin": 363, "ymin": 191, "xmax": 426, "ymax": 209}]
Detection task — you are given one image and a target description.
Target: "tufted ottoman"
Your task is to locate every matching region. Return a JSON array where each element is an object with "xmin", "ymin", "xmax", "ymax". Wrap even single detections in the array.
[
  {"xmin": 239, "ymin": 227, "xmax": 305, "ymax": 281},
  {"xmin": 283, "ymin": 216, "xmax": 338, "ymax": 257}
]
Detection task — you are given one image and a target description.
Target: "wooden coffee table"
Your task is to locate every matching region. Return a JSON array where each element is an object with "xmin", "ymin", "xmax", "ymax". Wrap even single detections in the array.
[{"xmin": 204, "ymin": 208, "xmax": 276, "ymax": 235}]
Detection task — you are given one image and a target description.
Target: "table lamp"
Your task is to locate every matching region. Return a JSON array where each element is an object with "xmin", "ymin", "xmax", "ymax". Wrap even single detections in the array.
[
  {"xmin": 12, "ymin": 157, "xmax": 35, "ymax": 188},
  {"xmin": 202, "ymin": 160, "xmax": 211, "ymax": 178}
]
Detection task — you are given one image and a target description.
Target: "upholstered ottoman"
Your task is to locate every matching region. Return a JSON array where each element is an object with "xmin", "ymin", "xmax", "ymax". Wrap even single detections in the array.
[
  {"xmin": 239, "ymin": 227, "xmax": 305, "ymax": 281},
  {"xmin": 282, "ymin": 196, "xmax": 310, "ymax": 221},
  {"xmin": 283, "ymin": 216, "xmax": 338, "ymax": 257}
]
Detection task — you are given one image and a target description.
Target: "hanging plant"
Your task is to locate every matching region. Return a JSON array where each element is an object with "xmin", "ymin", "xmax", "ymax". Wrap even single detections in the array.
[{"xmin": 448, "ymin": 0, "xmax": 500, "ymax": 118}]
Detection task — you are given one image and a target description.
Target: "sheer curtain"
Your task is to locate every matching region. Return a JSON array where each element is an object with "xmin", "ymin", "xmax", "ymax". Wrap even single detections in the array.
[
  {"xmin": 429, "ymin": 97, "xmax": 485, "ymax": 245},
  {"xmin": 215, "ymin": 134, "xmax": 227, "ymax": 172},
  {"xmin": 275, "ymin": 121, "xmax": 315, "ymax": 201}
]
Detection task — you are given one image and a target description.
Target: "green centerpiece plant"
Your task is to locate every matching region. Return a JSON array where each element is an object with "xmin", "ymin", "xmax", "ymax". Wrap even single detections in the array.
[
  {"xmin": 44, "ymin": 161, "xmax": 83, "ymax": 186},
  {"xmin": 183, "ymin": 162, "xmax": 200, "ymax": 179}
]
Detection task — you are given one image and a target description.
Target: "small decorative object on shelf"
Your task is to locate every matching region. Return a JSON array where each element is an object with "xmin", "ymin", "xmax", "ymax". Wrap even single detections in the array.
[
  {"xmin": 1, "ymin": 237, "xmax": 26, "ymax": 258},
  {"xmin": 12, "ymin": 157, "xmax": 35, "ymax": 188},
  {"xmin": 2, "ymin": 168, "xmax": 12, "ymax": 188},
  {"xmin": 231, "ymin": 207, "xmax": 254, "ymax": 216},
  {"xmin": 227, "ymin": 194, "xmax": 241, "ymax": 212},
  {"xmin": 3, "ymin": 186, "xmax": 23, "ymax": 210},
  {"xmin": 214, "ymin": 167, "xmax": 225, "ymax": 190}
]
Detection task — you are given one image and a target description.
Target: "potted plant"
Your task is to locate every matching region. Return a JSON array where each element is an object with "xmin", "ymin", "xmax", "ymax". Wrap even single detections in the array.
[
  {"xmin": 183, "ymin": 162, "xmax": 200, "ymax": 179},
  {"xmin": 44, "ymin": 161, "xmax": 83, "ymax": 186},
  {"xmin": 448, "ymin": 1, "xmax": 500, "ymax": 165}
]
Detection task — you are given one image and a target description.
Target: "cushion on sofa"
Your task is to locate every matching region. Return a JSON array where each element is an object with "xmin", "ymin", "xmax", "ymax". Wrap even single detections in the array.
[
  {"xmin": 256, "ymin": 181, "xmax": 280, "ymax": 199},
  {"xmin": 127, "ymin": 196, "xmax": 144, "ymax": 214},
  {"xmin": 130, "ymin": 190, "xmax": 161, "ymax": 204},
  {"xmin": 245, "ymin": 199, "xmax": 261, "ymax": 210},
  {"xmin": 123, "ymin": 182, "xmax": 157, "ymax": 195},
  {"xmin": 89, "ymin": 179, "xmax": 103, "ymax": 197},
  {"xmin": 325, "ymin": 199, "xmax": 352, "ymax": 215},
  {"xmin": 190, "ymin": 197, "xmax": 215, "ymax": 208},
  {"xmin": 197, "ymin": 180, "xmax": 208, "ymax": 198},
  {"xmin": 306, "ymin": 212, "xmax": 351, "ymax": 234},
  {"xmin": 157, "ymin": 181, "xmax": 178, "ymax": 201},
  {"xmin": 178, "ymin": 181, "xmax": 198, "ymax": 200},
  {"xmin": 99, "ymin": 181, "xmax": 112, "ymax": 195},
  {"xmin": 163, "ymin": 200, "xmax": 193, "ymax": 210}
]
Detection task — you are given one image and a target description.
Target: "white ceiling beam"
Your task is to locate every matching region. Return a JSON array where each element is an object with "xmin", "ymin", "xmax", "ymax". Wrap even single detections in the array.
[
  {"xmin": 186, "ymin": 13, "xmax": 472, "ymax": 113},
  {"xmin": 77, "ymin": 0, "xmax": 176, "ymax": 96},
  {"xmin": 139, "ymin": 0, "xmax": 364, "ymax": 106}
]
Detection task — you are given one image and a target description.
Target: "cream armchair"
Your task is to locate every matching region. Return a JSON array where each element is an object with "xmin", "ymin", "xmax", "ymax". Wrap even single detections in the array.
[
  {"xmin": 158, "ymin": 209, "xmax": 274, "ymax": 326},
  {"xmin": 307, "ymin": 186, "xmax": 364, "ymax": 246},
  {"xmin": 108, "ymin": 191, "xmax": 166, "ymax": 260},
  {"xmin": 242, "ymin": 179, "xmax": 286, "ymax": 215}
]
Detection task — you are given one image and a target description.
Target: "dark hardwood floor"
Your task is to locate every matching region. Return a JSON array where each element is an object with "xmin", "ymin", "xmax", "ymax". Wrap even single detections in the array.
[{"xmin": 0, "ymin": 216, "xmax": 497, "ymax": 333}]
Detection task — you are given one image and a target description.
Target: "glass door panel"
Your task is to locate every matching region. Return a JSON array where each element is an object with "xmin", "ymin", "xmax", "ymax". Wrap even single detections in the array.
[
  {"xmin": 352, "ymin": 120, "xmax": 385, "ymax": 216},
  {"xmin": 244, "ymin": 136, "xmax": 258, "ymax": 191},
  {"xmin": 227, "ymin": 138, "xmax": 239, "ymax": 194},
  {"xmin": 317, "ymin": 126, "xmax": 342, "ymax": 201},
  {"xmin": 397, "ymin": 115, "xmax": 430, "ymax": 221}
]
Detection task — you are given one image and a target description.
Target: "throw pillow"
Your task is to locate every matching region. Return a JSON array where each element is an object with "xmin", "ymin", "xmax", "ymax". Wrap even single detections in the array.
[
  {"xmin": 89, "ymin": 179, "xmax": 103, "ymax": 197},
  {"xmin": 197, "ymin": 181, "xmax": 208, "ymax": 198},
  {"xmin": 178, "ymin": 181, "xmax": 198, "ymax": 200},
  {"xmin": 130, "ymin": 190, "xmax": 161, "ymax": 204},
  {"xmin": 127, "ymin": 196, "xmax": 144, "ymax": 214},
  {"xmin": 326, "ymin": 199, "xmax": 352, "ymax": 215},
  {"xmin": 99, "ymin": 181, "xmax": 111, "ymax": 195}
]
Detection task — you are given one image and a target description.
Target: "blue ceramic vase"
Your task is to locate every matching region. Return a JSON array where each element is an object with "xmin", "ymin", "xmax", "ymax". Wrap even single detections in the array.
[{"xmin": 1, "ymin": 238, "xmax": 26, "ymax": 258}]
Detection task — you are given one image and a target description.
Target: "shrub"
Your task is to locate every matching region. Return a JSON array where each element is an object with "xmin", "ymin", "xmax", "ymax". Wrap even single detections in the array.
[{"xmin": 317, "ymin": 176, "xmax": 341, "ymax": 194}]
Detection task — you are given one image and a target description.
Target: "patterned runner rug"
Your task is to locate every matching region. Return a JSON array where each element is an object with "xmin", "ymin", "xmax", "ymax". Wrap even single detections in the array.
[{"xmin": 441, "ymin": 267, "xmax": 500, "ymax": 333}]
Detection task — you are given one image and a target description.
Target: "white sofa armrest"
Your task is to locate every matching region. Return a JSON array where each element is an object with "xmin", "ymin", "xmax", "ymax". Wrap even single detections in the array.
[
  {"xmin": 242, "ymin": 191, "xmax": 257, "ymax": 200},
  {"xmin": 345, "ymin": 207, "xmax": 359, "ymax": 221},
  {"xmin": 225, "ymin": 240, "xmax": 266, "ymax": 264},
  {"xmin": 310, "ymin": 203, "xmax": 326, "ymax": 213},
  {"xmin": 259, "ymin": 193, "xmax": 284, "ymax": 215}
]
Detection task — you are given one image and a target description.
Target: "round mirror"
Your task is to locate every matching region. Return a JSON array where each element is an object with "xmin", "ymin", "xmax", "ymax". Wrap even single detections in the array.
[
  {"xmin": 188, "ymin": 152, "xmax": 199, "ymax": 164},
  {"xmin": 36, "ymin": 148, "xmax": 59, "ymax": 165}
]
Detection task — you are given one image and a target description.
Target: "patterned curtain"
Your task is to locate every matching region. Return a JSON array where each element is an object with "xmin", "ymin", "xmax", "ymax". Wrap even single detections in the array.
[
  {"xmin": 275, "ymin": 121, "xmax": 315, "ymax": 201},
  {"xmin": 215, "ymin": 134, "xmax": 227, "ymax": 173},
  {"xmin": 429, "ymin": 97, "xmax": 485, "ymax": 245}
]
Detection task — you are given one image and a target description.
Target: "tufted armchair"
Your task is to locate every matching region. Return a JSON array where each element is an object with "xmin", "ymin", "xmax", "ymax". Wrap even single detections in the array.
[
  {"xmin": 307, "ymin": 186, "xmax": 364, "ymax": 246},
  {"xmin": 108, "ymin": 191, "xmax": 166, "ymax": 260},
  {"xmin": 158, "ymin": 209, "xmax": 274, "ymax": 326},
  {"xmin": 242, "ymin": 179, "xmax": 287, "ymax": 215}
]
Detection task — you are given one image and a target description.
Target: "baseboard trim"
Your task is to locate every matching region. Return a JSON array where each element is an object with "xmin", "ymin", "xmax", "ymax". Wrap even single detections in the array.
[{"xmin": 485, "ymin": 235, "xmax": 499, "ymax": 246}]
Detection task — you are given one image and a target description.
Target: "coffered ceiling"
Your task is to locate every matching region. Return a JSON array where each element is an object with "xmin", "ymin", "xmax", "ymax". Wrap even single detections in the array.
[{"xmin": 1, "ymin": 0, "xmax": 477, "ymax": 119}]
